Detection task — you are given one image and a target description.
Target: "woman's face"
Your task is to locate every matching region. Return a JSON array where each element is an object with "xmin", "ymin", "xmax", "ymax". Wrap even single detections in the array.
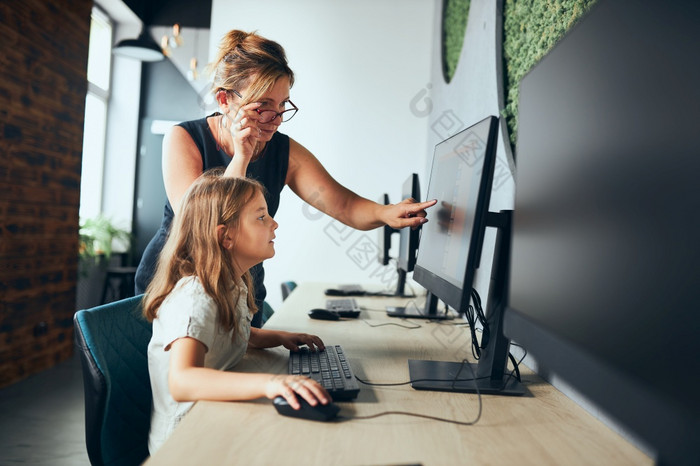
[{"xmin": 239, "ymin": 76, "xmax": 293, "ymax": 143}]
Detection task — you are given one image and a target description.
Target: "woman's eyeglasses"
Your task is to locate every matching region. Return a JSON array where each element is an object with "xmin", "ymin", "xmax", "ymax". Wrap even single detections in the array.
[{"xmin": 231, "ymin": 90, "xmax": 298, "ymax": 123}]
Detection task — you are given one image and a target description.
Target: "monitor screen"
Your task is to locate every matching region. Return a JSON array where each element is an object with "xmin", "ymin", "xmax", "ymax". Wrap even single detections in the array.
[
  {"xmin": 504, "ymin": 0, "xmax": 700, "ymax": 463},
  {"xmin": 413, "ymin": 116, "xmax": 499, "ymax": 313},
  {"xmin": 397, "ymin": 174, "xmax": 420, "ymax": 273}
]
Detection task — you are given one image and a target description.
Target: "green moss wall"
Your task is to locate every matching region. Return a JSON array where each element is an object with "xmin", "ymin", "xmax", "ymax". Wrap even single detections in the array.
[
  {"xmin": 502, "ymin": 0, "xmax": 598, "ymax": 146},
  {"xmin": 443, "ymin": 0, "xmax": 598, "ymax": 147},
  {"xmin": 442, "ymin": 0, "xmax": 471, "ymax": 82}
]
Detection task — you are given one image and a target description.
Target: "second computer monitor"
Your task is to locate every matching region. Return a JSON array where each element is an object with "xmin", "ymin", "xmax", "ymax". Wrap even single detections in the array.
[
  {"xmin": 376, "ymin": 193, "xmax": 392, "ymax": 266},
  {"xmin": 397, "ymin": 173, "xmax": 421, "ymax": 274},
  {"xmin": 413, "ymin": 115, "xmax": 499, "ymax": 314}
]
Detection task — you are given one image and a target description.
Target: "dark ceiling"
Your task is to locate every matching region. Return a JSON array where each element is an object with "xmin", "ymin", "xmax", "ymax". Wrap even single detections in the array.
[{"xmin": 122, "ymin": 0, "xmax": 212, "ymax": 28}]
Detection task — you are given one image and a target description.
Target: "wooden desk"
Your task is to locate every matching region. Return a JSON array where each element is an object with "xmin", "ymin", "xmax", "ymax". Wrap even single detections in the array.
[{"xmin": 146, "ymin": 283, "xmax": 651, "ymax": 465}]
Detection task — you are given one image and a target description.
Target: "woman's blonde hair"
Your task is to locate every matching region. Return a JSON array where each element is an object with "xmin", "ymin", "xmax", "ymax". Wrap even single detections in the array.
[
  {"xmin": 207, "ymin": 29, "xmax": 295, "ymax": 106},
  {"xmin": 143, "ymin": 170, "xmax": 264, "ymax": 334}
]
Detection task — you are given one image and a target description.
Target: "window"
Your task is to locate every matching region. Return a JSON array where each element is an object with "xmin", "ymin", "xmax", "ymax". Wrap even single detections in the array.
[{"xmin": 79, "ymin": 7, "xmax": 112, "ymax": 220}]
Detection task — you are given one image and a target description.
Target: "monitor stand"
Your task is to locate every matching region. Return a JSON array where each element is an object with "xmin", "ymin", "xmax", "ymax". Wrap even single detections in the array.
[
  {"xmin": 386, "ymin": 291, "xmax": 453, "ymax": 320},
  {"xmin": 382, "ymin": 268, "xmax": 416, "ymax": 298},
  {"xmin": 407, "ymin": 359, "xmax": 524, "ymax": 395},
  {"xmin": 406, "ymin": 211, "xmax": 525, "ymax": 395}
]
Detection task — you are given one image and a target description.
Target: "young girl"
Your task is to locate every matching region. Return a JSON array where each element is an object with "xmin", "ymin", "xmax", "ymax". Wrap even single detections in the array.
[{"xmin": 143, "ymin": 172, "xmax": 330, "ymax": 454}]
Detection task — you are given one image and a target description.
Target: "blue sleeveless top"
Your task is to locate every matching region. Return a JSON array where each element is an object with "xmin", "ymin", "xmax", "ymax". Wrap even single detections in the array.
[{"xmin": 135, "ymin": 113, "xmax": 289, "ymax": 328}]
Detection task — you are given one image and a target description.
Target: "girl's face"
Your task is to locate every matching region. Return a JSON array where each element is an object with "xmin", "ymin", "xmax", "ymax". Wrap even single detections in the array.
[
  {"xmin": 227, "ymin": 190, "xmax": 278, "ymax": 273},
  {"xmin": 240, "ymin": 76, "xmax": 292, "ymax": 143}
]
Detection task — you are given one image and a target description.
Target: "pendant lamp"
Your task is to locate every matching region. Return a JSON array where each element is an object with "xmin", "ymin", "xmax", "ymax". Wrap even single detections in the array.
[{"xmin": 113, "ymin": 29, "xmax": 164, "ymax": 62}]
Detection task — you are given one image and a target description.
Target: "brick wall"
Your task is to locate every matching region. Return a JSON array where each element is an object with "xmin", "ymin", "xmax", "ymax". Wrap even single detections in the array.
[{"xmin": 0, "ymin": 0, "xmax": 93, "ymax": 387}]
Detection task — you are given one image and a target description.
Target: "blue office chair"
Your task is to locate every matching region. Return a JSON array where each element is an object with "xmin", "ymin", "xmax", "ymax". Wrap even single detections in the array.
[
  {"xmin": 261, "ymin": 301, "xmax": 275, "ymax": 326},
  {"xmin": 74, "ymin": 294, "xmax": 152, "ymax": 466},
  {"xmin": 281, "ymin": 280, "xmax": 297, "ymax": 301}
]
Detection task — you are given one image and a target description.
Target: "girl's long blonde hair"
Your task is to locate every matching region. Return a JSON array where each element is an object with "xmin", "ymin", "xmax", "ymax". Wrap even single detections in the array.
[{"xmin": 143, "ymin": 171, "xmax": 263, "ymax": 334}]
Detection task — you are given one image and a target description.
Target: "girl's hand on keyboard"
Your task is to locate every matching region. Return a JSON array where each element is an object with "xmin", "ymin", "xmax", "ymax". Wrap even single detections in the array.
[
  {"xmin": 278, "ymin": 331, "xmax": 325, "ymax": 352},
  {"xmin": 265, "ymin": 375, "xmax": 330, "ymax": 409}
]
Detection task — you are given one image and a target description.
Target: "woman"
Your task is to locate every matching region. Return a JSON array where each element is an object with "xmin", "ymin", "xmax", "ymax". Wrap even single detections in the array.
[{"xmin": 135, "ymin": 29, "xmax": 436, "ymax": 328}]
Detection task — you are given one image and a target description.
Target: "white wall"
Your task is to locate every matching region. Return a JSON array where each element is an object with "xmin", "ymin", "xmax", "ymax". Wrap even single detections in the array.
[{"xmin": 211, "ymin": 0, "xmax": 437, "ymax": 310}]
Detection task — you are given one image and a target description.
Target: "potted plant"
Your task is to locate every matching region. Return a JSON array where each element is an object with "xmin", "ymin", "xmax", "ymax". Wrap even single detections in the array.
[{"xmin": 76, "ymin": 215, "xmax": 132, "ymax": 309}]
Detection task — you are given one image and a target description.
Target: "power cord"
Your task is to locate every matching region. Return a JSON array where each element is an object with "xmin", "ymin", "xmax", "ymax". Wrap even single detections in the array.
[
  {"xmin": 362, "ymin": 319, "xmax": 422, "ymax": 329},
  {"xmin": 360, "ymin": 301, "xmax": 424, "ymax": 329},
  {"xmin": 342, "ymin": 344, "xmax": 528, "ymax": 426},
  {"xmin": 340, "ymin": 360, "xmax": 482, "ymax": 426},
  {"xmin": 504, "ymin": 343, "xmax": 528, "ymax": 385},
  {"xmin": 463, "ymin": 288, "xmax": 489, "ymax": 359},
  {"xmin": 354, "ymin": 372, "xmax": 490, "ymax": 388},
  {"xmin": 355, "ymin": 348, "xmax": 526, "ymax": 392}
]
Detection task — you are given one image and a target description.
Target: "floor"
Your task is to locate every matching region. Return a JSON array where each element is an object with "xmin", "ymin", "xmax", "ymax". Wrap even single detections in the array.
[{"xmin": 0, "ymin": 352, "xmax": 90, "ymax": 465}]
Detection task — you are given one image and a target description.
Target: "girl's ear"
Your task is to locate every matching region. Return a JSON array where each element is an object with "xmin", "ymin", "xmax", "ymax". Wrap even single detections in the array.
[{"xmin": 217, "ymin": 224, "xmax": 233, "ymax": 250}]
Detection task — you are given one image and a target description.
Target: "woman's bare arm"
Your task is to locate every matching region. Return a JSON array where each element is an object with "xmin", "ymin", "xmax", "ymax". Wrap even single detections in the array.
[{"xmin": 286, "ymin": 137, "xmax": 435, "ymax": 230}]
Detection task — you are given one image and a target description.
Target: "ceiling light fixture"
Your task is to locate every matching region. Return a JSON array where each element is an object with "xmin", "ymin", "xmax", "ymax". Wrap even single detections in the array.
[{"xmin": 113, "ymin": 28, "xmax": 165, "ymax": 62}]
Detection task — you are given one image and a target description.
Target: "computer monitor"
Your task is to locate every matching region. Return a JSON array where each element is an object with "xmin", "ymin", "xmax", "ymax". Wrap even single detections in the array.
[
  {"xmin": 408, "ymin": 115, "xmax": 524, "ymax": 395},
  {"xmin": 504, "ymin": 1, "xmax": 700, "ymax": 463},
  {"xmin": 376, "ymin": 193, "xmax": 394, "ymax": 266},
  {"xmin": 397, "ymin": 174, "xmax": 421, "ymax": 274},
  {"xmin": 385, "ymin": 174, "xmax": 421, "ymax": 301}
]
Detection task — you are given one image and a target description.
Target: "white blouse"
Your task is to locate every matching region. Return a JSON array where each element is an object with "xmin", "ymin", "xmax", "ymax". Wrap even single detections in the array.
[{"xmin": 147, "ymin": 276, "xmax": 253, "ymax": 454}]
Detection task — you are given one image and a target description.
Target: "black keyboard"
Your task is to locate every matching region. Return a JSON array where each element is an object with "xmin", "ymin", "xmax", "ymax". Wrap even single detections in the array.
[
  {"xmin": 325, "ymin": 298, "xmax": 360, "ymax": 312},
  {"xmin": 288, "ymin": 345, "xmax": 360, "ymax": 401}
]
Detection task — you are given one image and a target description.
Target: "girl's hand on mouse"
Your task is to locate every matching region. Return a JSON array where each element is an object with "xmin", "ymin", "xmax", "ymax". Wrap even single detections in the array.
[
  {"xmin": 265, "ymin": 375, "xmax": 330, "ymax": 409},
  {"xmin": 277, "ymin": 331, "xmax": 325, "ymax": 352}
]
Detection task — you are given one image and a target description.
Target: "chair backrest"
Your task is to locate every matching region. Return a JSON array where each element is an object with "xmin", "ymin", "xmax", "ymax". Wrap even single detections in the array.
[
  {"xmin": 261, "ymin": 300, "xmax": 275, "ymax": 326},
  {"xmin": 74, "ymin": 294, "xmax": 152, "ymax": 466},
  {"xmin": 280, "ymin": 280, "xmax": 297, "ymax": 301}
]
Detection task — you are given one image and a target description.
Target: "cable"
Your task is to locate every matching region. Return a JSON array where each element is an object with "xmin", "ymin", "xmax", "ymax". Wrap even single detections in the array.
[
  {"xmin": 354, "ymin": 374, "xmax": 487, "ymax": 387},
  {"xmin": 463, "ymin": 302, "xmax": 480, "ymax": 359},
  {"xmin": 503, "ymin": 345, "xmax": 528, "ymax": 386},
  {"xmin": 470, "ymin": 288, "xmax": 489, "ymax": 348},
  {"xmin": 495, "ymin": 346, "xmax": 528, "ymax": 392},
  {"xmin": 361, "ymin": 307, "xmax": 395, "ymax": 313},
  {"xmin": 461, "ymin": 288, "xmax": 491, "ymax": 359},
  {"xmin": 343, "ymin": 360, "xmax": 482, "ymax": 426},
  {"xmin": 428, "ymin": 320, "xmax": 471, "ymax": 327},
  {"xmin": 508, "ymin": 352, "xmax": 521, "ymax": 382},
  {"xmin": 365, "ymin": 291, "xmax": 414, "ymax": 298},
  {"xmin": 405, "ymin": 298, "xmax": 456, "ymax": 321},
  {"xmin": 336, "ymin": 410, "xmax": 478, "ymax": 426},
  {"xmin": 361, "ymin": 319, "xmax": 422, "ymax": 329},
  {"xmin": 354, "ymin": 368, "xmax": 493, "ymax": 388},
  {"xmin": 356, "ymin": 365, "xmax": 521, "ymax": 390}
]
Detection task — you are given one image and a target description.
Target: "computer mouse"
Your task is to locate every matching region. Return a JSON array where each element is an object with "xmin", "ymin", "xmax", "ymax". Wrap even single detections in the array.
[
  {"xmin": 272, "ymin": 396, "xmax": 340, "ymax": 422},
  {"xmin": 308, "ymin": 309, "xmax": 341, "ymax": 321}
]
